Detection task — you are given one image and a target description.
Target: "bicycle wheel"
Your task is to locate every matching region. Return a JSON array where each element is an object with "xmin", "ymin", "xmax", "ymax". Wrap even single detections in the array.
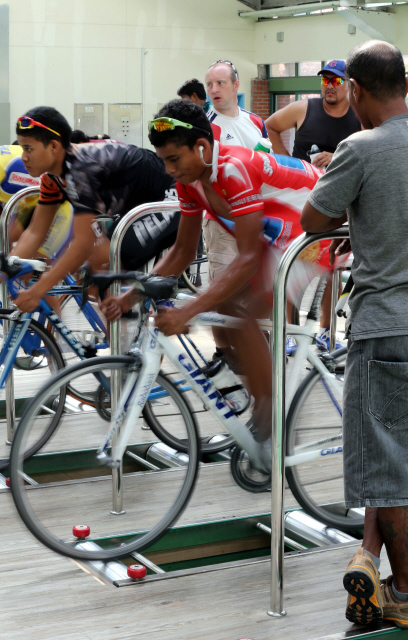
[
  {"xmin": 0, "ymin": 310, "xmax": 66, "ymax": 471},
  {"xmin": 9, "ymin": 358, "xmax": 200, "ymax": 561},
  {"xmin": 285, "ymin": 346, "xmax": 364, "ymax": 530}
]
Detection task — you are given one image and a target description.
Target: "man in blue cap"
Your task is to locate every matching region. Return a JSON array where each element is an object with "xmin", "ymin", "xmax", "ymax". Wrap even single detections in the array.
[
  {"xmin": 265, "ymin": 60, "xmax": 360, "ymax": 351},
  {"xmin": 266, "ymin": 60, "xmax": 360, "ymax": 168}
]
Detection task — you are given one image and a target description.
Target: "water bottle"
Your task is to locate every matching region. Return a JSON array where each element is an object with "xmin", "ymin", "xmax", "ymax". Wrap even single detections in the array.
[
  {"xmin": 253, "ymin": 138, "xmax": 273, "ymax": 154},
  {"xmin": 204, "ymin": 359, "xmax": 250, "ymax": 415},
  {"xmin": 307, "ymin": 144, "xmax": 325, "ymax": 171}
]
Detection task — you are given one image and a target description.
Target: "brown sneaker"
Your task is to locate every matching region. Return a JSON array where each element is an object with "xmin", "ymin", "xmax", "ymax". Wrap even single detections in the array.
[
  {"xmin": 381, "ymin": 575, "xmax": 408, "ymax": 628},
  {"xmin": 343, "ymin": 547, "xmax": 383, "ymax": 625}
]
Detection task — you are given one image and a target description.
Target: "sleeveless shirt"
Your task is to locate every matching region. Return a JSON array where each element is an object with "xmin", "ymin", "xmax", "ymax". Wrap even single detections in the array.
[{"xmin": 292, "ymin": 98, "xmax": 360, "ymax": 161}]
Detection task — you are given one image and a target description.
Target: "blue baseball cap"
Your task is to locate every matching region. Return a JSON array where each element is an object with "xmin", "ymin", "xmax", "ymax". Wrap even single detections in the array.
[{"xmin": 318, "ymin": 60, "xmax": 346, "ymax": 77}]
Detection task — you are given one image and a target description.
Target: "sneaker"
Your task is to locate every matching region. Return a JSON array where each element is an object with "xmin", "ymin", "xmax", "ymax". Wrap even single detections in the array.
[
  {"xmin": 343, "ymin": 547, "xmax": 383, "ymax": 625},
  {"xmin": 316, "ymin": 328, "xmax": 343, "ymax": 352},
  {"xmin": 381, "ymin": 575, "xmax": 408, "ymax": 628},
  {"xmin": 286, "ymin": 335, "xmax": 297, "ymax": 356}
]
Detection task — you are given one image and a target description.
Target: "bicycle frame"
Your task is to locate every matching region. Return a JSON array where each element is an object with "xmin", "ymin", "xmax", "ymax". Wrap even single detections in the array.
[{"xmin": 100, "ymin": 308, "xmax": 344, "ymax": 471}]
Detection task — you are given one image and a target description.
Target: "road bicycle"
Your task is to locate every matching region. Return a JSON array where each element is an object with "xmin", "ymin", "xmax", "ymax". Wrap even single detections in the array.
[{"xmin": 9, "ymin": 268, "xmax": 362, "ymax": 563}]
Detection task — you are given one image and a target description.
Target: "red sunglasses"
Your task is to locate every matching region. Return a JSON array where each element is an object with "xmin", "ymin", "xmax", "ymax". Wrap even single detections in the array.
[{"xmin": 17, "ymin": 116, "xmax": 61, "ymax": 137}]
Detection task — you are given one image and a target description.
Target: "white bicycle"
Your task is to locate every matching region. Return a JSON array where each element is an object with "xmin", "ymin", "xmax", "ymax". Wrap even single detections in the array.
[{"xmin": 9, "ymin": 269, "xmax": 360, "ymax": 563}]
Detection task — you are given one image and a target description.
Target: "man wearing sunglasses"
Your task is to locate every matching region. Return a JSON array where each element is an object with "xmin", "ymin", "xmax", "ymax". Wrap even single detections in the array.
[
  {"xmin": 266, "ymin": 60, "xmax": 360, "ymax": 169},
  {"xmin": 8, "ymin": 106, "xmax": 180, "ymax": 313}
]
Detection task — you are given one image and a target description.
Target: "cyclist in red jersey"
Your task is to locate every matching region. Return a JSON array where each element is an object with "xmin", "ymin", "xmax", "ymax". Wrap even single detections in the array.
[{"xmin": 101, "ymin": 99, "xmax": 323, "ymax": 450}]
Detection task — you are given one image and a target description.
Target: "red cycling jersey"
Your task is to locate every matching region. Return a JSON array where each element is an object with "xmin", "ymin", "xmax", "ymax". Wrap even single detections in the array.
[
  {"xmin": 178, "ymin": 142, "xmax": 323, "ymax": 250},
  {"xmin": 177, "ymin": 143, "xmax": 334, "ymax": 301}
]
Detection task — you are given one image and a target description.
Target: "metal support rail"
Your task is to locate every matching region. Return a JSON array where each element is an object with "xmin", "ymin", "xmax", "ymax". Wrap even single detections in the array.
[
  {"xmin": 269, "ymin": 227, "xmax": 350, "ymax": 618},
  {"xmin": 108, "ymin": 201, "xmax": 180, "ymax": 515},
  {"xmin": 0, "ymin": 187, "xmax": 41, "ymax": 444}
]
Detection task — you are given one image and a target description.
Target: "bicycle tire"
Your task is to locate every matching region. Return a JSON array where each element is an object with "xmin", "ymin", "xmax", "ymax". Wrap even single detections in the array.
[
  {"xmin": 143, "ymin": 372, "xmax": 236, "ymax": 454},
  {"xmin": 285, "ymin": 346, "xmax": 364, "ymax": 530},
  {"xmin": 0, "ymin": 309, "xmax": 66, "ymax": 471},
  {"xmin": 9, "ymin": 357, "xmax": 201, "ymax": 561}
]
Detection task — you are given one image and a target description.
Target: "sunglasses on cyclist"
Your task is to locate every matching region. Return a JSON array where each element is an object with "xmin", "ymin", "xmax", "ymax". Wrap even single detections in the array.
[
  {"xmin": 321, "ymin": 77, "xmax": 345, "ymax": 87},
  {"xmin": 17, "ymin": 116, "xmax": 62, "ymax": 137},
  {"xmin": 208, "ymin": 59, "xmax": 239, "ymax": 79},
  {"xmin": 148, "ymin": 117, "xmax": 210, "ymax": 137}
]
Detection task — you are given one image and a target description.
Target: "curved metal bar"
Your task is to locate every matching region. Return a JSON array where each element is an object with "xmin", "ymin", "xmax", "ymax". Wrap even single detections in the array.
[
  {"xmin": 269, "ymin": 227, "xmax": 350, "ymax": 618},
  {"xmin": 0, "ymin": 187, "xmax": 41, "ymax": 443},
  {"xmin": 108, "ymin": 200, "xmax": 180, "ymax": 514}
]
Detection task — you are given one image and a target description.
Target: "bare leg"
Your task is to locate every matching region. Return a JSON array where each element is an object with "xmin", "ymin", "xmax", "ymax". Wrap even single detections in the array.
[
  {"xmin": 362, "ymin": 507, "xmax": 383, "ymax": 558},
  {"xmin": 219, "ymin": 292, "xmax": 272, "ymax": 441},
  {"xmin": 378, "ymin": 506, "xmax": 408, "ymax": 592}
]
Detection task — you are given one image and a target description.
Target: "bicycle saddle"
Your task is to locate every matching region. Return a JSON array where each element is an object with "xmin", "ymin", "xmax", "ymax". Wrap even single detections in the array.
[{"xmin": 80, "ymin": 263, "xmax": 177, "ymax": 303}]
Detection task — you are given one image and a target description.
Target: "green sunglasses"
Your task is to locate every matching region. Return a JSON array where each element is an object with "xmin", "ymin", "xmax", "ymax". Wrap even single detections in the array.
[{"xmin": 148, "ymin": 117, "xmax": 210, "ymax": 137}]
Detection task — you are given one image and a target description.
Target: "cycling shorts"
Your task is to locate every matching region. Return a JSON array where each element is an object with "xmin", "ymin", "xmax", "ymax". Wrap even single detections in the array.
[{"xmin": 108, "ymin": 209, "xmax": 181, "ymax": 271}]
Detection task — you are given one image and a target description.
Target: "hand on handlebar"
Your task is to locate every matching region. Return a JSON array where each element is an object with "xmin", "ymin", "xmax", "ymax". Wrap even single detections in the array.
[
  {"xmin": 14, "ymin": 288, "xmax": 41, "ymax": 313},
  {"xmin": 155, "ymin": 306, "xmax": 190, "ymax": 336},
  {"xmin": 329, "ymin": 238, "xmax": 351, "ymax": 266},
  {"xmin": 98, "ymin": 288, "xmax": 140, "ymax": 322}
]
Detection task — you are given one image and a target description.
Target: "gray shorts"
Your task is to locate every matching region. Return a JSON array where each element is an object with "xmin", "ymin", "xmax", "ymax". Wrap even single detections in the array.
[{"xmin": 344, "ymin": 335, "xmax": 408, "ymax": 507}]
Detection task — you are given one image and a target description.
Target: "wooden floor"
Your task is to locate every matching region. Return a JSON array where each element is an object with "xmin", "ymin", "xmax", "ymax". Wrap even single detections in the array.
[{"xmin": 0, "ymin": 490, "xmax": 392, "ymax": 640}]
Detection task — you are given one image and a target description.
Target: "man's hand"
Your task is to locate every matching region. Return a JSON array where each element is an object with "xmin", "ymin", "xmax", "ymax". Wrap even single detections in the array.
[
  {"xmin": 312, "ymin": 152, "xmax": 333, "ymax": 168},
  {"xmin": 329, "ymin": 238, "xmax": 351, "ymax": 266},
  {"xmin": 155, "ymin": 307, "xmax": 190, "ymax": 336},
  {"xmin": 14, "ymin": 287, "xmax": 41, "ymax": 313},
  {"xmin": 99, "ymin": 288, "xmax": 140, "ymax": 322}
]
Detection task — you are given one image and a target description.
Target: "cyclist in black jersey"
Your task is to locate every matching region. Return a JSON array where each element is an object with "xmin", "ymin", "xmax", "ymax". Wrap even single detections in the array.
[{"xmin": 9, "ymin": 106, "xmax": 180, "ymax": 313}]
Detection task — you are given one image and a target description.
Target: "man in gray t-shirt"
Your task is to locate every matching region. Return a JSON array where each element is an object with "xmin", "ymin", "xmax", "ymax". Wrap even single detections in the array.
[{"xmin": 302, "ymin": 41, "xmax": 408, "ymax": 628}]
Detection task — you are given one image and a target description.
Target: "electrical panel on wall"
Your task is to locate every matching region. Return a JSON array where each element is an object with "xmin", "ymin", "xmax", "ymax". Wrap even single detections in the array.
[
  {"xmin": 108, "ymin": 104, "xmax": 142, "ymax": 146},
  {"xmin": 74, "ymin": 104, "xmax": 104, "ymax": 137}
]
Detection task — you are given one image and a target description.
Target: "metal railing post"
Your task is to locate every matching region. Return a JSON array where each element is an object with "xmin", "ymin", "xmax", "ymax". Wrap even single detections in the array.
[
  {"xmin": 108, "ymin": 201, "xmax": 180, "ymax": 515},
  {"xmin": 329, "ymin": 269, "xmax": 341, "ymax": 352},
  {"xmin": 0, "ymin": 187, "xmax": 41, "ymax": 444},
  {"xmin": 268, "ymin": 227, "xmax": 349, "ymax": 618}
]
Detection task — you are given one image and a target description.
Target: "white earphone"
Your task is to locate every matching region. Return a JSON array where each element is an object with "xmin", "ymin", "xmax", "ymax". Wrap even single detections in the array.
[{"xmin": 198, "ymin": 145, "xmax": 212, "ymax": 167}]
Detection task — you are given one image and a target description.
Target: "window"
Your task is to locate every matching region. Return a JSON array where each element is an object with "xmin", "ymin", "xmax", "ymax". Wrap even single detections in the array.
[
  {"xmin": 298, "ymin": 61, "xmax": 322, "ymax": 76},
  {"xmin": 269, "ymin": 63, "xmax": 296, "ymax": 78}
]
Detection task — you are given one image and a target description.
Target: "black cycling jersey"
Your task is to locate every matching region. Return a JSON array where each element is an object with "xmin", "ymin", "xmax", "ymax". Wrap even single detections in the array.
[{"xmin": 39, "ymin": 141, "xmax": 176, "ymax": 220}]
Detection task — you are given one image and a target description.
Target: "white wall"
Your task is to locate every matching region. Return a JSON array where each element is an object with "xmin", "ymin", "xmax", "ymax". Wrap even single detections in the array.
[
  {"xmin": 254, "ymin": 5, "xmax": 408, "ymax": 65},
  {"xmin": 9, "ymin": 0, "xmax": 256, "ymax": 144}
]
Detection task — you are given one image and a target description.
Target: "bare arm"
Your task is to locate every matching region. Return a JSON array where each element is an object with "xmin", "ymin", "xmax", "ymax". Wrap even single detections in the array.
[
  {"xmin": 301, "ymin": 201, "xmax": 347, "ymax": 233},
  {"xmin": 265, "ymin": 101, "xmax": 307, "ymax": 156},
  {"xmin": 155, "ymin": 211, "xmax": 264, "ymax": 336},
  {"xmin": 14, "ymin": 213, "xmax": 97, "ymax": 312},
  {"xmin": 10, "ymin": 203, "xmax": 60, "ymax": 258}
]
